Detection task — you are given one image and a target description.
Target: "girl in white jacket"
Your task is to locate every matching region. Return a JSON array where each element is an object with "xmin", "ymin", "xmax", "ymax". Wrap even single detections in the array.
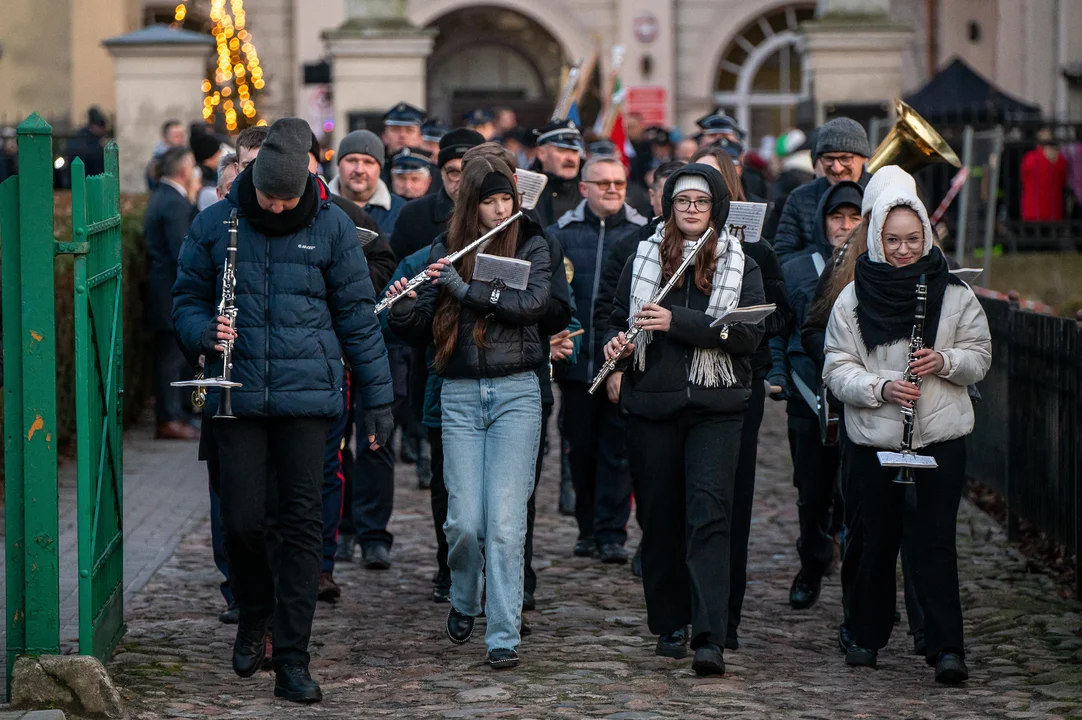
[{"xmin": 823, "ymin": 183, "xmax": 991, "ymax": 684}]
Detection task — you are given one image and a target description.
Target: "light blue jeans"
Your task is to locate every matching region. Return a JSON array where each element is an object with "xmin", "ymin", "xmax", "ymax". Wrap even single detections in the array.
[{"xmin": 441, "ymin": 372, "xmax": 542, "ymax": 652}]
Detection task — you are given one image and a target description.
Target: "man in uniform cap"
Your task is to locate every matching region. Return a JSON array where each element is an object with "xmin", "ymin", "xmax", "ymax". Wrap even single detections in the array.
[
  {"xmin": 172, "ymin": 117, "xmax": 394, "ymax": 703},
  {"xmin": 381, "ymin": 102, "xmax": 426, "ymax": 184},
  {"xmin": 696, "ymin": 112, "xmax": 744, "ymax": 147},
  {"xmin": 530, "ymin": 118, "xmax": 585, "ymax": 227},
  {"xmin": 330, "ymin": 129, "xmax": 406, "ymax": 236},
  {"xmin": 463, "ymin": 108, "xmax": 496, "ymax": 140},
  {"xmin": 389, "ymin": 147, "xmax": 434, "ymax": 200},
  {"xmin": 421, "ymin": 119, "xmax": 448, "ymax": 157},
  {"xmin": 774, "ymin": 116, "xmax": 871, "ymax": 262}
]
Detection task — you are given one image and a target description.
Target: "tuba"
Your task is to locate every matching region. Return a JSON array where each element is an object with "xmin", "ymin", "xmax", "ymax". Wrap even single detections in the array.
[{"xmin": 866, "ymin": 98, "xmax": 961, "ymax": 174}]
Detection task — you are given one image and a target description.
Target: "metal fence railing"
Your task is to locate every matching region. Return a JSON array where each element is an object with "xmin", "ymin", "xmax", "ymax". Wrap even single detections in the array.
[{"xmin": 967, "ymin": 294, "xmax": 1082, "ymax": 597}]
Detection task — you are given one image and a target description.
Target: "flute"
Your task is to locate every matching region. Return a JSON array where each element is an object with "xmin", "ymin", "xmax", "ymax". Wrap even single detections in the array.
[
  {"xmin": 588, "ymin": 227, "xmax": 715, "ymax": 395},
  {"xmin": 375, "ymin": 212, "xmax": 523, "ymax": 315}
]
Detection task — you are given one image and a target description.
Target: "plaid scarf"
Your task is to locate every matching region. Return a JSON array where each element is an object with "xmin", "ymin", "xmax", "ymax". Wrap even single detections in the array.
[{"xmin": 629, "ymin": 222, "xmax": 745, "ymax": 387}]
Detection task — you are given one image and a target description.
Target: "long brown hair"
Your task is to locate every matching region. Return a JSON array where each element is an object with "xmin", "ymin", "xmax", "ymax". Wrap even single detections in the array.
[
  {"xmin": 431, "ymin": 156, "xmax": 522, "ymax": 371},
  {"xmin": 691, "ymin": 147, "xmax": 746, "ymax": 201},
  {"xmin": 808, "ymin": 216, "xmax": 869, "ymax": 324}
]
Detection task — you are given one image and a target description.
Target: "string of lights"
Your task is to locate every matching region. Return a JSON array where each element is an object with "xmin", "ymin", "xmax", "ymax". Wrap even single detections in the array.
[{"xmin": 174, "ymin": 0, "xmax": 267, "ymax": 132}]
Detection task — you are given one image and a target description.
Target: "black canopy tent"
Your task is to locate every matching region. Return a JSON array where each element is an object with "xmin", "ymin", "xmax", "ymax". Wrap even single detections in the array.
[{"xmin": 905, "ymin": 57, "xmax": 1042, "ymax": 125}]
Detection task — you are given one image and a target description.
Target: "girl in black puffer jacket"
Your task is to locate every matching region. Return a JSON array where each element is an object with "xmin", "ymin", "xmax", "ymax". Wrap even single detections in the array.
[
  {"xmin": 604, "ymin": 164, "xmax": 765, "ymax": 676},
  {"xmin": 386, "ymin": 156, "xmax": 551, "ymax": 671}
]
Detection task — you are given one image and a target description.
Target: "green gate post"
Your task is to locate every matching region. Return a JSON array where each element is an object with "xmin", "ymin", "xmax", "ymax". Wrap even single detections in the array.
[{"xmin": 16, "ymin": 113, "xmax": 61, "ymax": 656}]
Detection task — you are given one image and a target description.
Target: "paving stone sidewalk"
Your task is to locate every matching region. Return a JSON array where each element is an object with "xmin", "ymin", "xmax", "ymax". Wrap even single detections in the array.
[{"xmin": 110, "ymin": 402, "xmax": 1082, "ymax": 719}]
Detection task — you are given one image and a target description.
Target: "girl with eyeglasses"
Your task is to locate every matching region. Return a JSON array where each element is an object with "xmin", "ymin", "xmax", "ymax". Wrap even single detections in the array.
[
  {"xmin": 822, "ymin": 179, "xmax": 990, "ymax": 683},
  {"xmin": 385, "ymin": 156, "xmax": 551, "ymax": 670},
  {"xmin": 602, "ymin": 164, "xmax": 766, "ymax": 676}
]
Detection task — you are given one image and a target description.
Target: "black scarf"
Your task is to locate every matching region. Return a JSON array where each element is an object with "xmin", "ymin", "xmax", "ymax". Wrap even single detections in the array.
[
  {"xmin": 235, "ymin": 165, "xmax": 320, "ymax": 237},
  {"xmin": 853, "ymin": 247, "xmax": 960, "ymax": 351}
]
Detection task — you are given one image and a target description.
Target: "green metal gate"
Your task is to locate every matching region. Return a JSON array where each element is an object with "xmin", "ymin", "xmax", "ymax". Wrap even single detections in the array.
[{"xmin": 1, "ymin": 113, "xmax": 125, "ymax": 689}]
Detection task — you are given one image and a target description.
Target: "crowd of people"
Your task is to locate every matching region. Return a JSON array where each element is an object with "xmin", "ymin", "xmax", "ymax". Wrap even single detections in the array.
[{"xmin": 154, "ymin": 100, "xmax": 993, "ymax": 704}]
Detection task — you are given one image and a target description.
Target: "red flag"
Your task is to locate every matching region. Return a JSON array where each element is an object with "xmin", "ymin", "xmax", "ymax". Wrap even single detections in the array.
[{"xmin": 610, "ymin": 112, "xmax": 632, "ymax": 171}]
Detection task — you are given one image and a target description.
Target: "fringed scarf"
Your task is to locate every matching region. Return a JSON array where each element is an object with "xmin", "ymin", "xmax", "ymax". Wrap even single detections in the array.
[{"xmin": 628, "ymin": 222, "xmax": 745, "ymax": 387}]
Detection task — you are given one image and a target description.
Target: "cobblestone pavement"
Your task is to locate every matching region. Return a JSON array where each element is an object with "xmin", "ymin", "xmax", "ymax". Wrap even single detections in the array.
[{"xmin": 111, "ymin": 402, "xmax": 1082, "ymax": 719}]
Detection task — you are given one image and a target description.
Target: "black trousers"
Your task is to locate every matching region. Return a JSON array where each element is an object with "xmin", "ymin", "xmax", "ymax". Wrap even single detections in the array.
[
  {"xmin": 630, "ymin": 413, "xmax": 743, "ymax": 649},
  {"xmin": 560, "ymin": 383, "xmax": 631, "ymax": 546},
  {"xmin": 523, "ymin": 404, "xmax": 553, "ymax": 595},
  {"xmin": 215, "ymin": 416, "xmax": 331, "ymax": 669},
  {"xmin": 428, "ymin": 426, "xmax": 449, "ymax": 584},
  {"xmin": 727, "ymin": 377, "xmax": 765, "ymax": 633},
  {"xmin": 154, "ymin": 331, "xmax": 190, "ymax": 425},
  {"xmin": 846, "ymin": 437, "xmax": 966, "ymax": 659},
  {"xmin": 788, "ymin": 412, "xmax": 840, "ymax": 577}
]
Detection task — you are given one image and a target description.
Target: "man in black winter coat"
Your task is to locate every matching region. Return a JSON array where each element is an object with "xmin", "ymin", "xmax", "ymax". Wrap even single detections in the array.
[
  {"xmin": 145, "ymin": 146, "xmax": 199, "ymax": 440},
  {"xmin": 530, "ymin": 119, "xmax": 586, "ymax": 227},
  {"xmin": 548, "ymin": 156, "xmax": 648, "ymax": 564},
  {"xmin": 773, "ymin": 117, "xmax": 872, "ymax": 265}
]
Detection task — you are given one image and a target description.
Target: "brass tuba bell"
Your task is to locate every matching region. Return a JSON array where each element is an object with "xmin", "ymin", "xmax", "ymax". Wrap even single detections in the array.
[
  {"xmin": 563, "ymin": 256, "xmax": 575, "ymax": 283},
  {"xmin": 867, "ymin": 98, "xmax": 961, "ymax": 174}
]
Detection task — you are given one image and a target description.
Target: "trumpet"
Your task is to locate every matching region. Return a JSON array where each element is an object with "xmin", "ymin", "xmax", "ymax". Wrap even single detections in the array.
[
  {"xmin": 588, "ymin": 227, "xmax": 715, "ymax": 395},
  {"xmin": 375, "ymin": 211, "xmax": 523, "ymax": 315}
]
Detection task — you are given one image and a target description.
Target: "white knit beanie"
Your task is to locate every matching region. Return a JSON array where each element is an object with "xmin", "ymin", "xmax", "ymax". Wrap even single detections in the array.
[
  {"xmin": 862, "ymin": 165, "xmax": 916, "ymax": 217},
  {"xmin": 672, "ymin": 174, "xmax": 711, "ymax": 198}
]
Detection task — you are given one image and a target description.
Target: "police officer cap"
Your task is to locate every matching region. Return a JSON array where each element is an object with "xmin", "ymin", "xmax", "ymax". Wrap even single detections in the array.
[
  {"xmin": 587, "ymin": 140, "xmax": 618, "ymax": 158},
  {"xmin": 383, "ymin": 102, "xmax": 426, "ymax": 128},
  {"xmin": 645, "ymin": 126, "xmax": 672, "ymax": 145},
  {"xmin": 422, "ymin": 119, "xmax": 449, "ymax": 144},
  {"xmin": 535, "ymin": 118, "xmax": 584, "ymax": 150},
  {"xmin": 716, "ymin": 137, "xmax": 745, "ymax": 163},
  {"xmin": 390, "ymin": 146, "xmax": 433, "ymax": 173},
  {"xmin": 463, "ymin": 109, "xmax": 494, "ymax": 126}
]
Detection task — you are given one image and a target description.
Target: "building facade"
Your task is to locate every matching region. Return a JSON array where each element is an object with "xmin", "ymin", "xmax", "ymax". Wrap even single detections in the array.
[{"xmin": 2, "ymin": 0, "xmax": 1080, "ymax": 141}]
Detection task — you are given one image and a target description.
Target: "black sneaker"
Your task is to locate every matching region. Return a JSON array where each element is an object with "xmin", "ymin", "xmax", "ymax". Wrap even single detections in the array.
[
  {"xmin": 788, "ymin": 570, "xmax": 822, "ymax": 610},
  {"xmin": 334, "ymin": 533, "xmax": 355, "ymax": 562},
  {"xmin": 655, "ymin": 627, "xmax": 688, "ymax": 659},
  {"xmin": 522, "ymin": 590, "xmax": 536, "ymax": 612},
  {"xmin": 935, "ymin": 652, "xmax": 969, "ymax": 684},
  {"xmin": 692, "ymin": 643, "xmax": 725, "ymax": 676},
  {"xmin": 845, "ymin": 645, "xmax": 878, "ymax": 668},
  {"xmin": 232, "ymin": 616, "xmax": 269, "ymax": 678},
  {"xmin": 446, "ymin": 606, "xmax": 474, "ymax": 645},
  {"xmin": 573, "ymin": 537, "xmax": 597, "ymax": 558},
  {"xmin": 361, "ymin": 543, "xmax": 392, "ymax": 570},
  {"xmin": 218, "ymin": 601, "xmax": 239, "ymax": 625},
  {"xmin": 487, "ymin": 648, "xmax": 519, "ymax": 669},
  {"xmin": 599, "ymin": 543, "xmax": 628, "ymax": 565},
  {"xmin": 273, "ymin": 663, "xmax": 323, "ymax": 703}
]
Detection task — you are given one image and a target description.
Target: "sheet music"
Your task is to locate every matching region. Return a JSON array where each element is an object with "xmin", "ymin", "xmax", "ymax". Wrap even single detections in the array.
[
  {"xmin": 725, "ymin": 202, "xmax": 768, "ymax": 244},
  {"xmin": 950, "ymin": 267, "xmax": 982, "ymax": 284},
  {"xmin": 876, "ymin": 451, "xmax": 939, "ymax": 468},
  {"xmin": 515, "ymin": 169, "xmax": 548, "ymax": 210},
  {"xmin": 473, "ymin": 254, "xmax": 532, "ymax": 290},
  {"xmin": 356, "ymin": 226, "xmax": 379, "ymax": 248},
  {"xmin": 709, "ymin": 303, "xmax": 776, "ymax": 328}
]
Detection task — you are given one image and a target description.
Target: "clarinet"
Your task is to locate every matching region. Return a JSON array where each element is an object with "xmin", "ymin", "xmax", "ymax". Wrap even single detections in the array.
[
  {"xmin": 215, "ymin": 208, "xmax": 241, "ymax": 419},
  {"xmin": 374, "ymin": 212, "xmax": 523, "ymax": 315},
  {"xmin": 893, "ymin": 274, "xmax": 928, "ymax": 485},
  {"xmin": 588, "ymin": 227, "xmax": 715, "ymax": 395}
]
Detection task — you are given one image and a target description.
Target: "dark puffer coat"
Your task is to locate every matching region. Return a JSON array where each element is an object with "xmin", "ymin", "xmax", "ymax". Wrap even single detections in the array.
[
  {"xmin": 773, "ymin": 169, "xmax": 870, "ymax": 264},
  {"xmin": 172, "ymin": 178, "xmax": 394, "ymax": 418},
  {"xmin": 387, "ymin": 216, "xmax": 552, "ymax": 379}
]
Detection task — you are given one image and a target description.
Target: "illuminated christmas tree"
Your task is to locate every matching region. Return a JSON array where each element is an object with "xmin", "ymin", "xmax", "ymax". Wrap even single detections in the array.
[{"xmin": 174, "ymin": 0, "xmax": 267, "ymax": 132}]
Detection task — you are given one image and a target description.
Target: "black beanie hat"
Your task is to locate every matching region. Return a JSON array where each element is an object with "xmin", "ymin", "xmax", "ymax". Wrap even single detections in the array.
[
  {"xmin": 479, "ymin": 171, "xmax": 515, "ymax": 200},
  {"xmin": 253, "ymin": 118, "xmax": 312, "ymax": 198},
  {"xmin": 661, "ymin": 163, "xmax": 730, "ymax": 228},
  {"xmin": 191, "ymin": 132, "xmax": 221, "ymax": 165},
  {"xmin": 438, "ymin": 128, "xmax": 485, "ymax": 167}
]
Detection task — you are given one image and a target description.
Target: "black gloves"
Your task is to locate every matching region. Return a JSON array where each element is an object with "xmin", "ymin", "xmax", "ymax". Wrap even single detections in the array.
[{"xmin": 364, "ymin": 403, "xmax": 395, "ymax": 449}]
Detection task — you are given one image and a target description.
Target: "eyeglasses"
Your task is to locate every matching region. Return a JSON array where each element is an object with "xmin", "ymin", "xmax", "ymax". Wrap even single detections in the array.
[
  {"xmin": 583, "ymin": 179, "xmax": 627, "ymax": 190},
  {"xmin": 443, "ymin": 167, "xmax": 462, "ymax": 180},
  {"xmin": 883, "ymin": 236, "xmax": 924, "ymax": 251},
  {"xmin": 673, "ymin": 197, "xmax": 713, "ymax": 212},
  {"xmin": 820, "ymin": 153, "xmax": 858, "ymax": 168}
]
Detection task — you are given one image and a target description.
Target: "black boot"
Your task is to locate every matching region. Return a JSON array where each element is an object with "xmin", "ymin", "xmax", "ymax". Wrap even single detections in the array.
[
  {"xmin": 487, "ymin": 648, "xmax": 519, "ymax": 669},
  {"xmin": 432, "ymin": 567, "xmax": 451, "ymax": 604},
  {"xmin": 232, "ymin": 616, "xmax": 269, "ymax": 678},
  {"xmin": 273, "ymin": 663, "xmax": 323, "ymax": 703},
  {"xmin": 935, "ymin": 652, "xmax": 969, "ymax": 684},
  {"xmin": 446, "ymin": 606, "xmax": 475, "ymax": 645},
  {"xmin": 573, "ymin": 537, "xmax": 597, "ymax": 558},
  {"xmin": 655, "ymin": 627, "xmax": 688, "ymax": 659},
  {"xmin": 838, "ymin": 623, "xmax": 853, "ymax": 653},
  {"xmin": 845, "ymin": 645, "xmax": 877, "ymax": 668},
  {"xmin": 788, "ymin": 570, "xmax": 822, "ymax": 610},
  {"xmin": 218, "ymin": 601, "xmax": 239, "ymax": 625},
  {"xmin": 692, "ymin": 643, "xmax": 725, "ymax": 676}
]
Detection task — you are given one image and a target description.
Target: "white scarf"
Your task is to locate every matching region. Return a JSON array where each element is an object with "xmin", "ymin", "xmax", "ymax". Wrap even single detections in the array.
[{"xmin": 629, "ymin": 222, "xmax": 745, "ymax": 387}]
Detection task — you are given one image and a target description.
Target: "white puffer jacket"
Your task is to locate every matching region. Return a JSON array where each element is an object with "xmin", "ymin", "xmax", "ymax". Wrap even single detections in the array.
[
  {"xmin": 822, "ymin": 184, "xmax": 991, "ymax": 450},
  {"xmin": 823, "ymin": 282, "xmax": 991, "ymax": 449}
]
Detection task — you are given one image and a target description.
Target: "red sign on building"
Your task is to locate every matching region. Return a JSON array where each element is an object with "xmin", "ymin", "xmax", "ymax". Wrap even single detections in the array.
[{"xmin": 626, "ymin": 86, "xmax": 668, "ymax": 127}]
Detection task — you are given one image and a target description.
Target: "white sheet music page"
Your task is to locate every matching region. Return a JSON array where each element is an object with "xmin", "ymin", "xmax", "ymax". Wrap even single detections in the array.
[
  {"xmin": 474, "ymin": 254, "xmax": 532, "ymax": 290},
  {"xmin": 514, "ymin": 169, "xmax": 548, "ymax": 210},
  {"xmin": 726, "ymin": 202, "xmax": 768, "ymax": 244}
]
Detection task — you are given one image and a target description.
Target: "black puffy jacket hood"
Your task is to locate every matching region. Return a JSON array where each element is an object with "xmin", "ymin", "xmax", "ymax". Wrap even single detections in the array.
[{"xmin": 661, "ymin": 163, "xmax": 731, "ymax": 228}]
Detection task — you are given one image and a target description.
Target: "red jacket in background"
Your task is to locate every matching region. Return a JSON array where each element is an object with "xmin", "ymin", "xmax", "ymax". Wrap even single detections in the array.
[{"xmin": 1020, "ymin": 147, "xmax": 1068, "ymax": 221}]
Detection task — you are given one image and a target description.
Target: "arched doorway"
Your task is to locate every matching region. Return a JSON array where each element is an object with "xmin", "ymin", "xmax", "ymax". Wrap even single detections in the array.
[
  {"xmin": 424, "ymin": 6, "xmax": 567, "ymax": 129},
  {"xmin": 712, "ymin": 3, "xmax": 816, "ymax": 143}
]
